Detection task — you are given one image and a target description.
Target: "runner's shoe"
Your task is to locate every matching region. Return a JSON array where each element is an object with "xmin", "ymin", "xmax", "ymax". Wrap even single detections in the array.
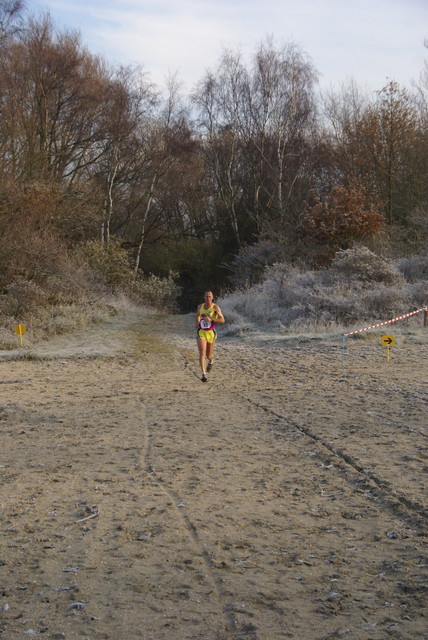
[
  {"xmin": 207, "ymin": 361, "xmax": 213, "ymax": 372},
  {"xmin": 201, "ymin": 373, "xmax": 208, "ymax": 382}
]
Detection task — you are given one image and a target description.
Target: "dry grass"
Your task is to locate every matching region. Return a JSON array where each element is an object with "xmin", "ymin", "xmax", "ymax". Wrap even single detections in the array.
[{"xmin": 0, "ymin": 295, "xmax": 147, "ymax": 350}]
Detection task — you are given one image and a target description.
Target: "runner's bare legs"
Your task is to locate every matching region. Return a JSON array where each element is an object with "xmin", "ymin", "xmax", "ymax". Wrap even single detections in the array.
[
  {"xmin": 197, "ymin": 336, "xmax": 208, "ymax": 377},
  {"xmin": 206, "ymin": 340, "xmax": 214, "ymax": 369}
]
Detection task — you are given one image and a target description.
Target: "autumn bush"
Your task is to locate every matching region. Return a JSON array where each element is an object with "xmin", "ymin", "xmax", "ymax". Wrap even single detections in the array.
[
  {"xmin": 0, "ymin": 182, "xmax": 101, "ymax": 305},
  {"xmin": 0, "ymin": 277, "xmax": 48, "ymax": 317},
  {"xmin": 299, "ymin": 182, "xmax": 384, "ymax": 265}
]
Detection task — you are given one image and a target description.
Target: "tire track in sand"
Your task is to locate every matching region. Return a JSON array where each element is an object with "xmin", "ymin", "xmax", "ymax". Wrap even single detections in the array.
[{"xmin": 140, "ymin": 369, "xmax": 240, "ymax": 639}]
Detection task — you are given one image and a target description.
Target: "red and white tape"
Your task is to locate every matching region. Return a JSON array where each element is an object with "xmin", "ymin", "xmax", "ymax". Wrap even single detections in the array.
[{"xmin": 343, "ymin": 307, "xmax": 427, "ymax": 337}]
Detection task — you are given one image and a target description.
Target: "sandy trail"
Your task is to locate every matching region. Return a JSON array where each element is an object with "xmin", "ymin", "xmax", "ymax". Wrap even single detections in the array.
[{"xmin": 0, "ymin": 310, "xmax": 427, "ymax": 640}]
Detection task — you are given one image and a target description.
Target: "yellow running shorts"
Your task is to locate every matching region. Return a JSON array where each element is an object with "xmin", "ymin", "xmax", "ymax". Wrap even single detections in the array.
[{"xmin": 197, "ymin": 329, "xmax": 217, "ymax": 343}]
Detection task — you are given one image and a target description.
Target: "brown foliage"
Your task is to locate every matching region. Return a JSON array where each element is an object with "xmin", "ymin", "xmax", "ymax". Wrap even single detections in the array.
[
  {"xmin": 0, "ymin": 180, "xmax": 97, "ymax": 302},
  {"xmin": 300, "ymin": 182, "xmax": 384, "ymax": 263}
]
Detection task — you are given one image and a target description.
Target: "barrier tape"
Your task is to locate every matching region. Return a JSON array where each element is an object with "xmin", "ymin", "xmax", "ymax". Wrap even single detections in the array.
[{"xmin": 342, "ymin": 307, "xmax": 427, "ymax": 337}]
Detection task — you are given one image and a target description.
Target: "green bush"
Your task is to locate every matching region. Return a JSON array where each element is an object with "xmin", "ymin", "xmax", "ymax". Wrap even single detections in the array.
[
  {"xmin": 77, "ymin": 240, "xmax": 133, "ymax": 287},
  {"xmin": 129, "ymin": 272, "xmax": 181, "ymax": 311}
]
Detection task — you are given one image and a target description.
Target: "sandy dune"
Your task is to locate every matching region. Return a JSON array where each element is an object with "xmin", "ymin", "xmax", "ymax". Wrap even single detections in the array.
[{"xmin": 0, "ymin": 310, "xmax": 427, "ymax": 639}]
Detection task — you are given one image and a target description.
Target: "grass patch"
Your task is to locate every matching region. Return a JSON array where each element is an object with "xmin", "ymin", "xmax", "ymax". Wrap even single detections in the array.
[{"xmin": 0, "ymin": 295, "xmax": 146, "ymax": 351}]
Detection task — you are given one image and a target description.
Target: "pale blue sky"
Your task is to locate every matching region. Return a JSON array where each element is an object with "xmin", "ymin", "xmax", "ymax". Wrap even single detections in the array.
[{"xmin": 28, "ymin": 0, "xmax": 427, "ymax": 93}]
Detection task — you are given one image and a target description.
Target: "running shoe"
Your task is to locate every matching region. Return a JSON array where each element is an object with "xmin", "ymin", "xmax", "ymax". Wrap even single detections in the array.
[
  {"xmin": 207, "ymin": 361, "xmax": 213, "ymax": 372},
  {"xmin": 201, "ymin": 373, "xmax": 208, "ymax": 382}
]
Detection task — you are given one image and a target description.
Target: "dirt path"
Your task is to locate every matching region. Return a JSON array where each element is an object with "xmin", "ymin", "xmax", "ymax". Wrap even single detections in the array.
[{"xmin": 0, "ymin": 311, "xmax": 427, "ymax": 639}]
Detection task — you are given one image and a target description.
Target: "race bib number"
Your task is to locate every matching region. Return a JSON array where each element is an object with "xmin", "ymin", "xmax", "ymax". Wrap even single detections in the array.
[{"xmin": 200, "ymin": 318, "xmax": 212, "ymax": 330}]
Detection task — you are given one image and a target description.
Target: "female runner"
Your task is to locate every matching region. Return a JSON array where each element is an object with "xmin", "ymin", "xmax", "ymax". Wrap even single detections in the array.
[{"xmin": 195, "ymin": 291, "xmax": 225, "ymax": 382}]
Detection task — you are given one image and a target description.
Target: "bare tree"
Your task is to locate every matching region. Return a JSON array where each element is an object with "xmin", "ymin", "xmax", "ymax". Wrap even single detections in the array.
[
  {"xmin": 95, "ymin": 64, "xmax": 158, "ymax": 245},
  {"xmin": 0, "ymin": 14, "xmax": 113, "ymax": 183},
  {"xmin": 193, "ymin": 51, "xmax": 248, "ymax": 247},
  {"xmin": 132, "ymin": 75, "xmax": 187, "ymax": 275},
  {"xmin": 0, "ymin": 0, "xmax": 25, "ymax": 41},
  {"xmin": 192, "ymin": 39, "xmax": 318, "ymax": 250},
  {"xmin": 248, "ymin": 39, "xmax": 318, "ymax": 239}
]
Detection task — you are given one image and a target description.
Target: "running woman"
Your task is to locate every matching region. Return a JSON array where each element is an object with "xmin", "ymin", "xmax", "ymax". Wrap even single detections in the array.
[{"xmin": 196, "ymin": 291, "xmax": 225, "ymax": 382}]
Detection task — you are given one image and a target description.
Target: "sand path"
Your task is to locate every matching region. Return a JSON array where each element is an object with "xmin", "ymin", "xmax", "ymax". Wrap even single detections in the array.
[{"xmin": 0, "ymin": 310, "xmax": 427, "ymax": 639}]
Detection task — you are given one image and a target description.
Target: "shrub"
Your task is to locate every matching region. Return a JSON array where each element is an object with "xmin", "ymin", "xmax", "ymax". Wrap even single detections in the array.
[
  {"xmin": 129, "ymin": 272, "xmax": 181, "ymax": 311},
  {"xmin": 396, "ymin": 255, "xmax": 428, "ymax": 283},
  {"xmin": 299, "ymin": 182, "xmax": 384, "ymax": 264},
  {"xmin": 0, "ymin": 277, "xmax": 48, "ymax": 317},
  {"xmin": 77, "ymin": 241, "xmax": 182, "ymax": 310},
  {"xmin": 406, "ymin": 280, "xmax": 428, "ymax": 307},
  {"xmin": 219, "ymin": 246, "xmax": 426, "ymax": 334},
  {"xmin": 76, "ymin": 240, "xmax": 133, "ymax": 288},
  {"xmin": 225, "ymin": 241, "xmax": 289, "ymax": 288},
  {"xmin": 331, "ymin": 245, "xmax": 403, "ymax": 284},
  {"xmin": 361, "ymin": 284, "xmax": 413, "ymax": 318}
]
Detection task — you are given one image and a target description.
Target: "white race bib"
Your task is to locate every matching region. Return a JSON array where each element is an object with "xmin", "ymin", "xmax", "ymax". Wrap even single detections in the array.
[{"xmin": 200, "ymin": 318, "xmax": 212, "ymax": 329}]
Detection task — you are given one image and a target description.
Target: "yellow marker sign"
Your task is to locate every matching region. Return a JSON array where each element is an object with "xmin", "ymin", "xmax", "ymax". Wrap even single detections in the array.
[
  {"xmin": 14, "ymin": 324, "xmax": 26, "ymax": 346},
  {"xmin": 381, "ymin": 335, "xmax": 395, "ymax": 362}
]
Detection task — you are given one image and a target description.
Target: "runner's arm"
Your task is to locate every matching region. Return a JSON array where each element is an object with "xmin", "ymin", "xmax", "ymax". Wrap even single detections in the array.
[{"xmin": 213, "ymin": 305, "xmax": 225, "ymax": 324}]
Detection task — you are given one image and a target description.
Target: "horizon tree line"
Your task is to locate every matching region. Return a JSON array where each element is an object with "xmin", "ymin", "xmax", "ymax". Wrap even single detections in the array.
[{"xmin": 0, "ymin": 1, "xmax": 427, "ymax": 310}]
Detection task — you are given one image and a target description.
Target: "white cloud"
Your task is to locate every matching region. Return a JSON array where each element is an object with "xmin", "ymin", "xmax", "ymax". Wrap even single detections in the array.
[{"xmin": 30, "ymin": 0, "xmax": 428, "ymax": 92}]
